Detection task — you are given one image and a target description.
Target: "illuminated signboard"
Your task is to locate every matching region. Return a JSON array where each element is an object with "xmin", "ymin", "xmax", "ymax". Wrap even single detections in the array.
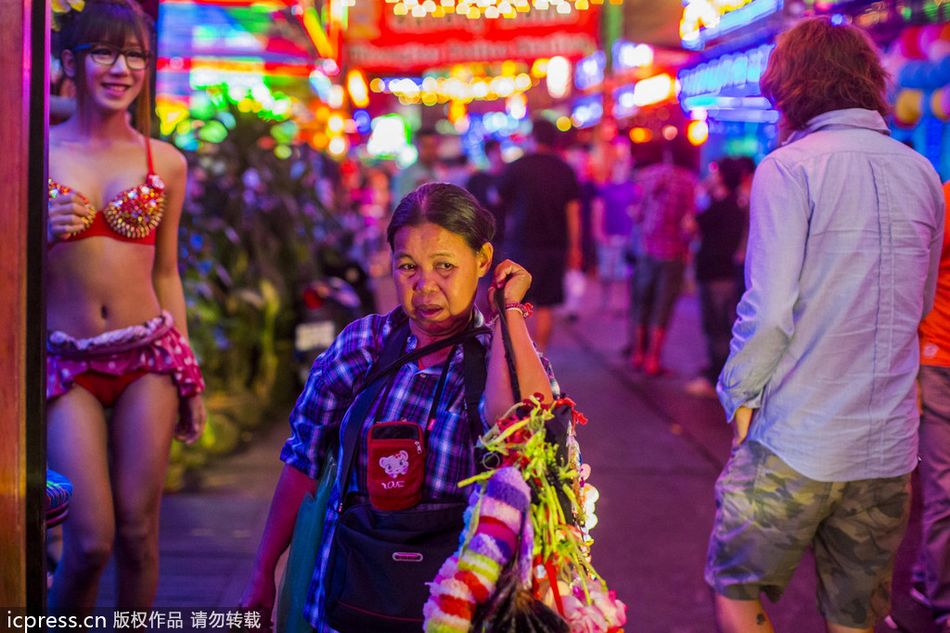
[
  {"xmin": 680, "ymin": 0, "xmax": 783, "ymax": 50},
  {"xmin": 678, "ymin": 43, "xmax": 778, "ymax": 122},
  {"xmin": 613, "ymin": 73, "xmax": 677, "ymax": 119},
  {"xmin": 678, "ymin": 42, "xmax": 773, "ymax": 98},
  {"xmin": 574, "ymin": 51, "xmax": 606, "ymax": 91},
  {"xmin": 634, "ymin": 74, "xmax": 677, "ymax": 107},
  {"xmin": 346, "ymin": 3, "xmax": 600, "ymax": 73}
]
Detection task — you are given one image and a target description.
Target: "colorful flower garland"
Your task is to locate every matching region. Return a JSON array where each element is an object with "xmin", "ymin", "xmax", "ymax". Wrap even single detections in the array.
[
  {"xmin": 424, "ymin": 395, "xmax": 627, "ymax": 633},
  {"xmin": 423, "ymin": 467, "xmax": 534, "ymax": 632}
]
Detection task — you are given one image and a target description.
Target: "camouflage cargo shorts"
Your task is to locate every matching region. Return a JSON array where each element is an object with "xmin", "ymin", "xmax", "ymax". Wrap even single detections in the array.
[{"xmin": 704, "ymin": 440, "xmax": 911, "ymax": 629}]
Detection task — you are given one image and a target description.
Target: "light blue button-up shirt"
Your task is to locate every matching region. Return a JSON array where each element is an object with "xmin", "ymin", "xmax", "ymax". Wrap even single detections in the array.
[{"xmin": 718, "ymin": 108, "xmax": 945, "ymax": 481}]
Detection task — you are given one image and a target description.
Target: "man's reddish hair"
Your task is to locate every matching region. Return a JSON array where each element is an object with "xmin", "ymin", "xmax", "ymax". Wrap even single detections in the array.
[{"xmin": 761, "ymin": 18, "xmax": 889, "ymax": 131}]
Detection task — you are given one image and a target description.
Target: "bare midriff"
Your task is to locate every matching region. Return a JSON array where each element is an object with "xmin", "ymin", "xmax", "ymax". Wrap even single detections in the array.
[{"xmin": 46, "ymin": 236, "xmax": 161, "ymax": 337}]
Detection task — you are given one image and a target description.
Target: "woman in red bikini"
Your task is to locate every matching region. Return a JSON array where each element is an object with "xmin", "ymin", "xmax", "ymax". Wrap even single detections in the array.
[{"xmin": 47, "ymin": 0, "xmax": 205, "ymax": 610}]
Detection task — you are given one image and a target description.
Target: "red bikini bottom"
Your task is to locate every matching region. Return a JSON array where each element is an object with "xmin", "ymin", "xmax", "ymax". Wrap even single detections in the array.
[
  {"xmin": 72, "ymin": 369, "xmax": 150, "ymax": 408},
  {"xmin": 46, "ymin": 311, "xmax": 205, "ymax": 403}
]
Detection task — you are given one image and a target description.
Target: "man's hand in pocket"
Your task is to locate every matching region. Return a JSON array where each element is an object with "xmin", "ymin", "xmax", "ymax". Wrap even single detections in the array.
[{"xmin": 733, "ymin": 406, "xmax": 755, "ymax": 446}]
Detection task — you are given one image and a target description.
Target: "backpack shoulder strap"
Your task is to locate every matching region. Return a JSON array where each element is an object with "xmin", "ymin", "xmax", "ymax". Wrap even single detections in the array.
[
  {"xmin": 335, "ymin": 321, "xmax": 491, "ymax": 505},
  {"xmin": 335, "ymin": 321, "xmax": 411, "ymax": 507},
  {"xmin": 461, "ymin": 338, "xmax": 487, "ymax": 435},
  {"xmin": 462, "ymin": 337, "xmax": 488, "ymax": 470}
]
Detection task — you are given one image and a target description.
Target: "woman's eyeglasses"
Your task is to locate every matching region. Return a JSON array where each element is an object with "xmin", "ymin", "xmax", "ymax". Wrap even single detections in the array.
[{"xmin": 73, "ymin": 44, "xmax": 150, "ymax": 71}]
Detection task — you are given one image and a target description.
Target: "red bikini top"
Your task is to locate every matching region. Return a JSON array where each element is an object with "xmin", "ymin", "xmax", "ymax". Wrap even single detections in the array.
[{"xmin": 48, "ymin": 136, "xmax": 166, "ymax": 247}]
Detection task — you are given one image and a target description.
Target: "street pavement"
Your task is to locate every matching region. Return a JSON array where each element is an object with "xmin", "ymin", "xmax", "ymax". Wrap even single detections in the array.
[{"xmin": 96, "ymin": 284, "xmax": 936, "ymax": 632}]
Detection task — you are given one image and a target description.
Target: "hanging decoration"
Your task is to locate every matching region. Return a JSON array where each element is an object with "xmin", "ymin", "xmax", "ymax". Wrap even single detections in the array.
[{"xmin": 371, "ymin": 64, "xmax": 536, "ymax": 105}]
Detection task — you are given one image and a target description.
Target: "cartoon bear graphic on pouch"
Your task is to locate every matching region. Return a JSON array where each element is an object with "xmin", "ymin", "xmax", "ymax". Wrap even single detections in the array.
[{"xmin": 379, "ymin": 450, "xmax": 410, "ymax": 479}]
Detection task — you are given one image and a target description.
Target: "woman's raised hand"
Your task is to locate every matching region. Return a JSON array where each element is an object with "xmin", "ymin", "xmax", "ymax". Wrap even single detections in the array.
[
  {"xmin": 48, "ymin": 192, "xmax": 94, "ymax": 241},
  {"xmin": 488, "ymin": 259, "xmax": 532, "ymax": 309}
]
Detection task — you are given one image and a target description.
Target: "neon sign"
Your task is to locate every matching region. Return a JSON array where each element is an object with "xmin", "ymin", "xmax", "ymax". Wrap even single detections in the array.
[
  {"xmin": 634, "ymin": 74, "xmax": 677, "ymax": 107},
  {"xmin": 574, "ymin": 51, "xmax": 605, "ymax": 91},
  {"xmin": 613, "ymin": 73, "xmax": 678, "ymax": 119},
  {"xmin": 678, "ymin": 43, "xmax": 777, "ymax": 122},
  {"xmin": 613, "ymin": 86, "xmax": 638, "ymax": 119},
  {"xmin": 678, "ymin": 43, "xmax": 773, "ymax": 98},
  {"xmin": 680, "ymin": 0, "xmax": 782, "ymax": 50}
]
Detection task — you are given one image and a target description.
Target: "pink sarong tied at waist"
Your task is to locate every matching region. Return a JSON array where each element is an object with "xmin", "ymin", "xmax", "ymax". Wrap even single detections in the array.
[{"xmin": 47, "ymin": 311, "xmax": 205, "ymax": 401}]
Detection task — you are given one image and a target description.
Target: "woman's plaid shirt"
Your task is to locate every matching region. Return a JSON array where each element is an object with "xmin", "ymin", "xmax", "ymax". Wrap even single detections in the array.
[{"xmin": 279, "ymin": 307, "xmax": 559, "ymax": 630}]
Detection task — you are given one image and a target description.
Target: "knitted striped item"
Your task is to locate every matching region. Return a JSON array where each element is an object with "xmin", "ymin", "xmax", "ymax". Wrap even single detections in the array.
[{"xmin": 424, "ymin": 467, "xmax": 530, "ymax": 633}]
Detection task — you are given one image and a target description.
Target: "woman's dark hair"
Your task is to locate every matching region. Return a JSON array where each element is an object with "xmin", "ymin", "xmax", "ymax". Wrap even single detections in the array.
[
  {"xmin": 387, "ymin": 182, "xmax": 495, "ymax": 252},
  {"xmin": 760, "ymin": 17, "xmax": 889, "ymax": 131},
  {"xmin": 55, "ymin": 0, "xmax": 154, "ymax": 136}
]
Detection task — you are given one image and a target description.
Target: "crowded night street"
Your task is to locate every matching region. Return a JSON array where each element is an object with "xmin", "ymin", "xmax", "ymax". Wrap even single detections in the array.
[{"xmin": 95, "ymin": 284, "xmax": 939, "ymax": 632}]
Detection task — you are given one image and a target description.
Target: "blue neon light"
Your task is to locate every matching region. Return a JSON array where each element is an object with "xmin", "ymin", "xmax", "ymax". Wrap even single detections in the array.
[
  {"xmin": 679, "ymin": 42, "xmax": 778, "ymax": 122},
  {"xmin": 575, "ymin": 51, "xmax": 606, "ymax": 91},
  {"xmin": 613, "ymin": 85, "xmax": 638, "ymax": 119},
  {"xmin": 682, "ymin": 0, "xmax": 783, "ymax": 50},
  {"xmin": 678, "ymin": 43, "xmax": 775, "ymax": 99},
  {"xmin": 572, "ymin": 94, "xmax": 603, "ymax": 128}
]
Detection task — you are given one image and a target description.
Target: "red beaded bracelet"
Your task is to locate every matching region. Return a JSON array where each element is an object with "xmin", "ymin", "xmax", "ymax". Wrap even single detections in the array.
[{"xmin": 503, "ymin": 302, "xmax": 534, "ymax": 319}]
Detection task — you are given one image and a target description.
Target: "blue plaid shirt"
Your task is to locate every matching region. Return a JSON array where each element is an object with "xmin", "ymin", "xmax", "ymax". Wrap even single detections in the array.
[{"xmin": 280, "ymin": 307, "xmax": 559, "ymax": 631}]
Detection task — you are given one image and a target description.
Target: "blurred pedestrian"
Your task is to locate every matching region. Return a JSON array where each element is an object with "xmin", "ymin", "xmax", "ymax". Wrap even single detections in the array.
[
  {"xmin": 466, "ymin": 138, "xmax": 506, "ymax": 248},
  {"xmin": 468, "ymin": 139, "xmax": 507, "ymax": 316},
  {"xmin": 565, "ymin": 142, "xmax": 600, "ymax": 276},
  {"xmin": 591, "ymin": 138, "xmax": 637, "ymax": 315},
  {"xmin": 732, "ymin": 156, "xmax": 756, "ymax": 297},
  {"xmin": 914, "ymin": 181, "xmax": 950, "ymax": 630},
  {"xmin": 629, "ymin": 140, "xmax": 697, "ymax": 375},
  {"xmin": 706, "ymin": 18, "xmax": 945, "ymax": 633},
  {"xmin": 395, "ymin": 128, "xmax": 443, "ymax": 201},
  {"xmin": 685, "ymin": 158, "xmax": 745, "ymax": 398},
  {"xmin": 564, "ymin": 142, "xmax": 599, "ymax": 322},
  {"xmin": 498, "ymin": 118, "xmax": 581, "ymax": 351},
  {"xmin": 443, "ymin": 151, "xmax": 472, "ymax": 188}
]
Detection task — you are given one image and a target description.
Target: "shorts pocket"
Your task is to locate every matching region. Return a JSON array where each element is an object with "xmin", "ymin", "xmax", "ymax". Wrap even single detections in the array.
[
  {"xmin": 714, "ymin": 441, "xmax": 764, "ymax": 515},
  {"xmin": 748, "ymin": 446, "xmax": 824, "ymax": 533}
]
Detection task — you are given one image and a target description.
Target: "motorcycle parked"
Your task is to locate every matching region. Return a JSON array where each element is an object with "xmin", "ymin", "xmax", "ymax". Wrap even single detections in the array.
[{"xmin": 293, "ymin": 249, "xmax": 376, "ymax": 385}]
